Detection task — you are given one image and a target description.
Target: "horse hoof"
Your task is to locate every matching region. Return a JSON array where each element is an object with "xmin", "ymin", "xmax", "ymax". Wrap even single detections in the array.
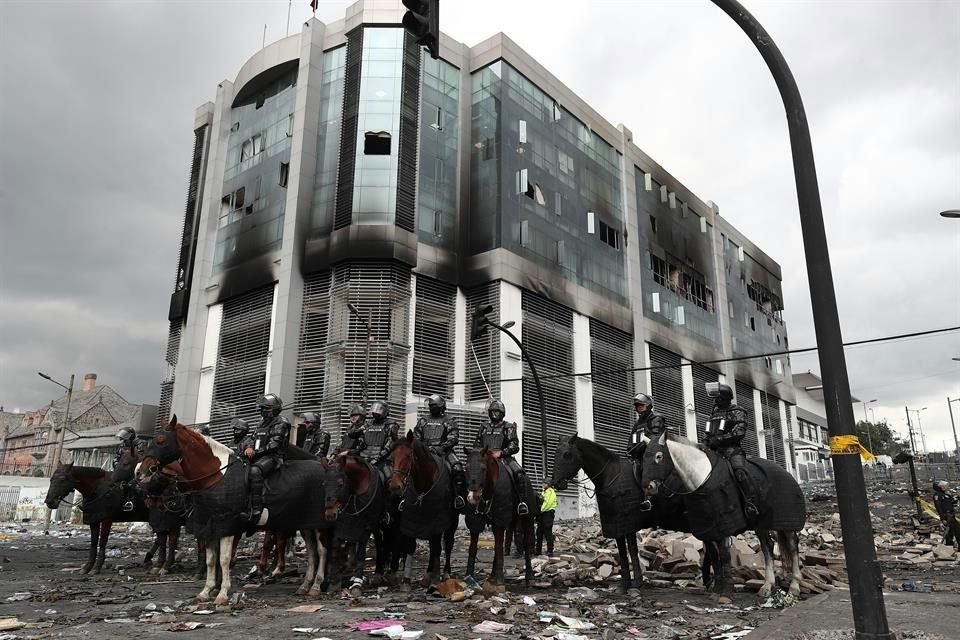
[
  {"xmin": 149, "ymin": 567, "xmax": 159, "ymax": 575},
  {"xmin": 307, "ymin": 588, "xmax": 322, "ymax": 598},
  {"xmin": 158, "ymin": 568, "xmax": 169, "ymax": 577},
  {"xmin": 196, "ymin": 592, "xmax": 210, "ymax": 602},
  {"xmin": 788, "ymin": 586, "xmax": 801, "ymax": 599},
  {"xmin": 295, "ymin": 586, "xmax": 308, "ymax": 596},
  {"xmin": 632, "ymin": 578, "xmax": 643, "ymax": 589},
  {"xmin": 214, "ymin": 595, "xmax": 229, "ymax": 607},
  {"xmin": 80, "ymin": 566, "xmax": 92, "ymax": 575}
]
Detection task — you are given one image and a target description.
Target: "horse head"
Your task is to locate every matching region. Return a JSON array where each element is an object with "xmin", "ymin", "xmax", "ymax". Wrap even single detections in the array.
[
  {"xmin": 111, "ymin": 449, "xmax": 139, "ymax": 484},
  {"xmin": 551, "ymin": 434, "xmax": 583, "ymax": 491},
  {"xmin": 463, "ymin": 447, "xmax": 496, "ymax": 506},
  {"xmin": 323, "ymin": 458, "xmax": 348, "ymax": 521},
  {"xmin": 388, "ymin": 431, "xmax": 416, "ymax": 496},
  {"xmin": 45, "ymin": 462, "xmax": 74, "ymax": 509},
  {"xmin": 640, "ymin": 431, "xmax": 673, "ymax": 497}
]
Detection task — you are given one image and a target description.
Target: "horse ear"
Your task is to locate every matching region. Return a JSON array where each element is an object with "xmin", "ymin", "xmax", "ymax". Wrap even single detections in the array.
[
  {"xmin": 463, "ymin": 446, "xmax": 474, "ymax": 456},
  {"xmin": 568, "ymin": 434, "xmax": 578, "ymax": 444},
  {"xmin": 167, "ymin": 414, "xmax": 178, "ymax": 430},
  {"xmin": 406, "ymin": 430, "xmax": 414, "ymax": 442},
  {"xmin": 658, "ymin": 431, "xmax": 667, "ymax": 446}
]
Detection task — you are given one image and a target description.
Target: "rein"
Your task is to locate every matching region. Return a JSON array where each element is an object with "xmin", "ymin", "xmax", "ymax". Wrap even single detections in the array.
[
  {"xmin": 339, "ymin": 461, "xmax": 381, "ymax": 517},
  {"xmin": 398, "ymin": 445, "xmax": 443, "ymax": 511}
]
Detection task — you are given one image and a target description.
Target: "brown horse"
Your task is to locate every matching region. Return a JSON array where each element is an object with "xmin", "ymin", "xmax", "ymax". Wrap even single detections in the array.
[
  {"xmin": 323, "ymin": 454, "xmax": 387, "ymax": 586},
  {"xmin": 139, "ymin": 416, "xmax": 331, "ymax": 604},
  {"xmin": 388, "ymin": 433, "xmax": 458, "ymax": 583},
  {"xmin": 463, "ymin": 448, "xmax": 537, "ymax": 588},
  {"xmin": 45, "ymin": 462, "xmax": 149, "ymax": 574}
]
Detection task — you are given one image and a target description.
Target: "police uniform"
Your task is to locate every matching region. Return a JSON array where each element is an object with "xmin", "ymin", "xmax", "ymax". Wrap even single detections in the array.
[
  {"xmin": 704, "ymin": 386, "xmax": 759, "ymax": 520},
  {"xmin": 474, "ymin": 399, "xmax": 529, "ymax": 515}
]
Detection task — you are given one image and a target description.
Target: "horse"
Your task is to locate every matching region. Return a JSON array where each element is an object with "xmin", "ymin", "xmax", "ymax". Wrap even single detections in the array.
[
  {"xmin": 640, "ymin": 431, "xmax": 806, "ymax": 598},
  {"xmin": 462, "ymin": 447, "xmax": 538, "ymax": 588},
  {"xmin": 387, "ymin": 433, "xmax": 459, "ymax": 584},
  {"xmin": 138, "ymin": 415, "xmax": 331, "ymax": 605},
  {"xmin": 550, "ymin": 434, "xmax": 724, "ymax": 593},
  {"xmin": 44, "ymin": 461, "xmax": 150, "ymax": 574}
]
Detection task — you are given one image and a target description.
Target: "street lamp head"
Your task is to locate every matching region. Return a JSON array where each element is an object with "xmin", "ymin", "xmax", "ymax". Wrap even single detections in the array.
[
  {"xmin": 38, "ymin": 372, "xmax": 52, "ymax": 381},
  {"xmin": 501, "ymin": 320, "xmax": 516, "ymax": 330},
  {"xmin": 347, "ymin": 302, "xmax": 360, "ymax": 315},
  {"xmin": 939, "ymin": 209, "xmax": 960, "ymax": 219},
  {"xmin": 867, "ymin": 399, "xmax": 878, "ymax": 404}
]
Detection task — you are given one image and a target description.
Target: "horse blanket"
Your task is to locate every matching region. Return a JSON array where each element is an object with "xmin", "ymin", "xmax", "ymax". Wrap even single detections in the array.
[{"xmin": 398, "ymin": 455, "xmax": 453, "ymax": 539}]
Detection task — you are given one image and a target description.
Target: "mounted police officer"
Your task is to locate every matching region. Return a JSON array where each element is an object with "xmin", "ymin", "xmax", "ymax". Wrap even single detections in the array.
[
  {"xmin": 627, "ymin": 393, "xmax": 666, "ymax": 461},
  {"xmin": 933, "ymin": 480, "xmax": 959, "ymax": 548},
  {"xmin": 474, "ymin": 399, "xmax": 529, "ymax": 516},
  {"xmin": 414, "ymin": 394, "xmax": 466, "ymax": 509},
  {"xmin": 114, "ymin": 427, "xmax": 145, "ymax": 512},
  {"xmin": 344, "ymin": 401, "xmax": 399, "ymax": 470},
  {"xmin": 231, "ymin": 418, "xmax": 250, "ymax": 458},
  {"xmin": 704, "ymin": 383, "xmax": 759, "ymax": 522},
  {"xmin": 242, "ymin": 393, "xmax": 292, "ymax": 523},
  {"xmin": 299, "ymin": 412, "xmax": 331, "ymax": 458}
]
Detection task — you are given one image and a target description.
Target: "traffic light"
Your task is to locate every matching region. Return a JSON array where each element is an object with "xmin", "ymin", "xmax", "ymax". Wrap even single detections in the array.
[
  {"xmin": 402, "ymin": 0, "xmax": 439, "ymax": 60},
  {"xmin": 471, "ymin": 304, "xmax": 493, "ymax": 341}
]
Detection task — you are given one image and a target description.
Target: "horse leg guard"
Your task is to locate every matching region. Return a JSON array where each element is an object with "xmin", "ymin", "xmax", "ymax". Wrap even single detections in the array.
[
  {"xmin": 145, "ymin": 538, "xmax": 160, "ymax": 566},
  {"xmin": 627, "ymin": 535, "xmax": 643, "ymax": 589},
  {"xmin": 514, "ymin": 468, "xmax": 529, "ymax": 516}
]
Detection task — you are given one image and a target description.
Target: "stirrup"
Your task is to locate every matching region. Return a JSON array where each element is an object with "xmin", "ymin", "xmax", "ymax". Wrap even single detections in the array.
[
  {"xmin": 638, "ymin": 499, "xmax": 652, "ymax": 512},
  {"xmin": 454, "ymin": 495, "xmax": 465, "ymax": 510},
  {"xmin": 122, "ymin": 501, "xmax": 135, "ymax": 512},
  {"xmin": 516, "ymin": 502, "xmax": 529, "ymax": 516},
  {"xmin": 744, "ymin": 502, "xmax": 760, "ymax": 520}
]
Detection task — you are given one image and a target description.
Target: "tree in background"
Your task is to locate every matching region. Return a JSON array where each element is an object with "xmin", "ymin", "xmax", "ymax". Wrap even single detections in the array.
[{"xmin": 855, "ymin": 419, "xmax": 905, "ymax": 456}]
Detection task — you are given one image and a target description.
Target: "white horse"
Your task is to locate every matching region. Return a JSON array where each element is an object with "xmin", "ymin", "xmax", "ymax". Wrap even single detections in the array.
[{"xmin": 640, "ymin": 431, "xmax": 804, "ymax": 598}]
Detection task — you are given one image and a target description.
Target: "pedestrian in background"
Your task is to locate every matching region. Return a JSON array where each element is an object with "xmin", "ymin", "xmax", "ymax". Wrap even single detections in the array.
[
  {"xmin": 933, "ymin": 480, "xmax": 959, "ymax": 549},
  {"xmin": 536, "ymin": 481, "xmax": 557, "ymax": 557}
]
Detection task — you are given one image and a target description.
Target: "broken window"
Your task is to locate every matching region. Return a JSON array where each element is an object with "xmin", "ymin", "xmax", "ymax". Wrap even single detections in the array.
[
  {"xmin": 650, "ymin": 254, "xmax": 668, "ymax": 287},
  {"xmin": 598, "ymin": 221, "xmax": 621, "ymax": 250},
  {"xmin": 516, "ymin": 168, "xmax": 529, "ymax": 195},
  {"xmin": 750, "ymin": 316, "xmax": 756, "ymax": 332},
  {"xmin": 650, "ymin": 215, "xmax": 658, "ymax": 233},
  {"xmin": 252, "ymin": 133, "xmax": 263, "ymax": 155},
  {"xmin": 279, "ymin": 162, "xmax": 289, "ymax": 187},
  {"xmin": 287, "ymin": 114, "xmax": 295, "ymax": 137},
  {"xmin": 241, "ymin": 139, "xmax": 253, "ymax": 161},
  {"xmin": 364, "ymin": 131, "xmax": 392, "ymax": 155},
  {"xmin": 524, "ymin": 181, "xmax": 545, "ymax": 206},
  {"xmin": 431, "ymin": 107, "xmax": 444, "ymax": 131}
]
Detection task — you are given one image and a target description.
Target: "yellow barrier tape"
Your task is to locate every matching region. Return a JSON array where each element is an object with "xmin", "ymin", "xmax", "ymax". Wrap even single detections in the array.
[
  {"xmin": 829, "ymin": 435, "xmax": 875, "ymax": 460},
  {"xmin": 915, "ymin": 497, "xmax": 960, "ymax": 524}
]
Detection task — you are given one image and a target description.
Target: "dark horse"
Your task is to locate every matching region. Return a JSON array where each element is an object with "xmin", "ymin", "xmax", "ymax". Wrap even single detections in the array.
[
  {"xmin": 641, "ymin": 431, "xmax": 806, "ymax": 597},
  {"xmin": 551, "ymin": 435, "xmax": 724, "ymax": 593},
  {"xmin": 323, "ymin": 454, "xmax": 388, "ymax": 587},
  {"xmin": 463, "ymin": 448, "xmax": 538, "ymax": 588},
  {"xmin": 388, "ymin": 432, "xmax": 458, "ymax": 584},
  {"xmin": 45, "ymin": 461, "xmax": 150, "ymax": 574},
  {"xmin": 138, "ymin": 416, "xmax": 331, "ymax": 604}
]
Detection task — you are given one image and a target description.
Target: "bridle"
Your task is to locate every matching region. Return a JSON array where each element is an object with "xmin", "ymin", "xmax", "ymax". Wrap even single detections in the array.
[
  {"xmin": 330, "ymin": 458, "xmax": 381, "ymax": 518},
  {"xmin": 394, "ymin": 443, "xmax": 442, "ymax": 512}
]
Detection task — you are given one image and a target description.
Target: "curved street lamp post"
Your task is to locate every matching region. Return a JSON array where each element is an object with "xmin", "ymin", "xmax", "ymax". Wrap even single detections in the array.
[{"xmin": 38, "ymin": 372, "xmax": 74, "ymax": 532}]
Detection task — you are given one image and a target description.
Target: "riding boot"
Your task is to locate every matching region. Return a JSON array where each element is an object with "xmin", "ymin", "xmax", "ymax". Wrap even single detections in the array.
[
  {"xmin": 454, "ymin": 467, "xmax": 466, "ymax": 510},
  {"xmin": 243, "ymin": 472, "xmax": 265, "ymax": 523},
  {"xmin": 515, "ymin": 469, "xmax": 529, "ymax": 516},
  {"xmin": 734, "ymin": 469, "xmax": 760, "ymax": 521}
]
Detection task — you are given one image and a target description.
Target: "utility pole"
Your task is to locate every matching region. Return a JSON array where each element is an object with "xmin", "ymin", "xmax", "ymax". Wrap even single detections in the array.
[
  {"xmin": 861, "ymin": 399, "xmax": 878, "ymax": 455},
  {"xmin": 947, "ymin": 397, "xmax": 959, "ymax": 471},
  {"xmin": 38, "ymin": 372, "xmax": 74, "ymax": 531},
  {"xmin": 904, "ymin": 406, "xmax": 921, "ymax": 516},
  {"xmin": 348, "ymin": 303, "xmax": 372, "ymax": 408}
]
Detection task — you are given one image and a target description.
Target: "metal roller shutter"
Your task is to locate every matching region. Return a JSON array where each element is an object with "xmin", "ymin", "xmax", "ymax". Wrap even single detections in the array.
[
  {"xmin": 464, "ymin": 283, "xmax": 500, "ymax": 402},
  {"xmin": 412, "ymin": 276, "xmax": 456, "ymax": 398},
  {"xmin": 648, "ymin": 343, "xmax": 685, "ymax": 438},
  {"xmin": 521, "ymin": 291, "xmax": 576, "ymax": 487},
  {"xmin": 208, "ymin": 285, "xmax": 275, "ymax": 444},
  {"xmin": 760, "ymin": 391, "xmax": 786, "ymax": 468},
  {"xmin": 320, "ymin": 262, "xmax": 412, "ymax": 444},
  {"xmin": 590, "ymin": 320, "xmax": 634, "ymax": 454},
  {"xmin": 294, "ymin": 271, "xmax": 332, "ymax": 415},
  {"xmin": 691, "ymin": 363, "xmax": 720, "ymax": 444},
  {"xmin": 734, "ymin": 380, "xmax": 760, "ymax": 457}
]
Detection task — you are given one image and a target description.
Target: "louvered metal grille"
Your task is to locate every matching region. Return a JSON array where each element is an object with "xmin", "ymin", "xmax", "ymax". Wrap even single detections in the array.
[
  {"xmin": 169, "ymin": 124, "xmax": 209, "ymax": 322},
  {"xmin": 692, "ymin": 363, "xmax": 720, "ymax": 443},
  {"xmin": 395, "ymin": 31, "xmax": 421, "ymax": 232},
  {"xmin": 649, "ymin": 344, "xmax": 685, "ymax": 438},
  {"xmin": 464, "ymin": 283, "xmax": 500, "ymax": 402},
  {"xmin": 320, "ymin": 262, "xmax": 411, "ymax": 444},
  {"xmin": 735, "ymin": 380, "xmax": 760, "ymax": 457},
  {"xmin": 294, "ymin": 271, "xmax": 333, "ymax": 414},
  {"xmin": 521, "ymin": 291, "xmax": 576, "ymax": 486},
  {"xmin": 412, "ymin": 276, "xmax": 456, "ymax": 398},
  {"xmin": 334, "ymin": 28, "xmax": 363, "ymax": 230},
  {"xmin": 589, "ymin": 320, "xmax": 634, "ymax": 454},
  {"xmin": 760, "ymin": 391, "xmax": 786, "ymax": 468},
  {"xmin": 208, "ymin": 286, "xmax": 274, "ymax": 443},
  {"xmin": 156, "ymin": 321, "xmax": 183, "ymax": 430},
  {"xmin": 784, "ymin": 402, "xmax": 795, "ymax": 471}
]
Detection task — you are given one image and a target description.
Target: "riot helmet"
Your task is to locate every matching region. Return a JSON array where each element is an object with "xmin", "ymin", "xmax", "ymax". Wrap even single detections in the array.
[
  {"xmin": 199, "ymin": 425, "xmax": 211, "ymax": 436},
  {"xmin": 257, "ymin": 394, "xmax": 283, "ymax": 419},
  {"xmin": 427, "ymin": 394, "xmax": 446, "ymax": 418},
  {"xmin": 348, "ymin": 404, "xmax": 366, "ymax": 425},
  {"xmin": 708, "ymin": 383, "xmax": 734, "ymax": 408},
  {"xmin": 116, "ymin": 427, "xmax": 136, "ymax": 442},
  {"xmin": 633, "ymin": 393, "xmax": 653, "ymax": 415},
  {"xmin": 231, "ymin": 417, "xmax": 249, "ymax": 444},
  {"xmin": 370, "ymin": 401, "xmax": 389, "ymax": 423},
  {"xmin": 488, "ymin": 399, "xmax": 506, "ymax": 423},
  {"xmin": 934, "ymin": 480, "xmax": 949, "ymax": 493},
  {"xmin": 302, "ymin": 412, "xmax": 319, "ymax": 429}
]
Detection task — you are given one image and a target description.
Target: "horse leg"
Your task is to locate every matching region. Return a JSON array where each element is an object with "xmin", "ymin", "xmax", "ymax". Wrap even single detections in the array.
[
  {"xmin": 298, "ymin": 530, "xmax": 317, "ymax": 595},
  {"xmin": 424, "ymin": 535, "xmax": 441, "ymax": 585},
  {"xmin": 161, "ymin": 529, "xmax": 179, "ymax": 575},
  {"xmin": 713, "ymin": 538, "xmax": 733, "ymax": 594},
  {"xmin": 82, "ymin": 523, "xmax": 98, "ymax": 574},
  {"xmin": 144, "ymin": 534, "xmax": 160, "ymax": 566},
  {"xmin": 272, "ymin": 532, "xmax": 287, "ymax": 578},
  {"xmin": 780, "ymin": 530, "xmax": 802, "ymax": 598},
  {"xmin": 491, "ymin": 526, "xmax": 505, "ymax": 585},
  {"xmin": 522, "ymin": 515, "xmax": 535, "ymax": 587},
  {"xmin": 443, "ymin": 520, "xmax": 456, "ymax": 578},
  {"xmin": 626, "ymin": 533, "xmax": 643, "ymax": 589},
  {"xmin": 466, "ymin": 528, "xmax": 479, "ymax": 578},
  {"xmin": 615, "ymin": 536, "xmax": 631, "ymax": 594},
  {"xmin": 757, "ymin": 529, "xmax": 776, "ymax": 600},
  {"xmin": 94, "ymin": 521, "xmax": 111, "ymax": 573},
  {"xmin": 214, "ymin": 535, "xmax": 233, "ymax": 606},
  {"xmin": 701, "ymin": 540, "xmax": 716, "ymax": 589},
  {"xmin": 230, "ymin": 533, "xmax": 241, "ymax": 569},
  {"xmin": 150, "ymin": 533, "xmax": 166, "ymax": 574},
  {"xmin": 308, "ymin": 530, "xmax": 330, "ymax": 596},
  {"xmin": 195, "ymin": 540, "xmax": 206, "ymax": 580},
  {"xmin": 197, "ymin": 544, "xmax": 218, "ymax": 601}
]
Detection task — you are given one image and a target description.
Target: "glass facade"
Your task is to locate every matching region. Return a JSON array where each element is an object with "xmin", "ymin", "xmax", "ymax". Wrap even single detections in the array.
[
  {"xmin": 352, "ymin": 28, "xmax": 404, "ymax": 225},
  {"xmin": 417, "ymin": 56, "xmax": 459, "ymax": 248},
  {"xmin": 470, "ymin": 61, "xmax": 626, "ymax": 303},
  {"xmin": 215, "ymin": 66, "xmax": 297, "ymax": 270},
  {"xmin": 635, "ymin": 170, "xmax": 721, "ymax": 349},
  {"xmin": 311, "ymin": 46, "xmax": 346, "ymax": 233}
]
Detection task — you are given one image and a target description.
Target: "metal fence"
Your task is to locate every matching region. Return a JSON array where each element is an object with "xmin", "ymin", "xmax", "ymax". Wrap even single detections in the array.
[{"xmin": 0, "ymin": 486, "xmax": 21, "ymax": 521}]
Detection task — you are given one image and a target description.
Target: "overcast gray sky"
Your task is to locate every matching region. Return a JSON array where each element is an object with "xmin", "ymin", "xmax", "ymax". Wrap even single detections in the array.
[{"xmin": 1, "ymin": 0, "xmax": 958, "ymax": 449}]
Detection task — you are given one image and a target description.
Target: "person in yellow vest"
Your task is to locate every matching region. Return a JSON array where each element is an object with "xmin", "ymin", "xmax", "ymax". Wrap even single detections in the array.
[{"xmin": 536, "ymin": 481, "xmax": 557, "ymax": 557}]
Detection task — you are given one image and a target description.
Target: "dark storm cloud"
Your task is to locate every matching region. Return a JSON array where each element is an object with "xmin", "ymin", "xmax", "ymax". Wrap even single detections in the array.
[{"xmin": 2, "ymin": 1, "xmax": 957, "ymax": 447}]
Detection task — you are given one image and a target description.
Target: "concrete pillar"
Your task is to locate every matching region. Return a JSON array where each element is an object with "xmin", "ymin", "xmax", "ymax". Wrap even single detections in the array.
[
  {"xmin": 681, "ymin": 358, "xmax": 697, "ymax": 441},
  {"xmin": 572, "ymin": 311, "xmax": 595, "ymax": 519}
]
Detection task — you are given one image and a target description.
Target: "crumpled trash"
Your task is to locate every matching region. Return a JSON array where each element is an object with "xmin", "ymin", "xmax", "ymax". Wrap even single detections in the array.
[
  {"xmin": 0, "ymin": 618, "xmax": 26, "ymax": 632},
  {"xmin": 899, "ymin": 581, "xmax": 931, "ymax": 593},
  {"xmin": 463, "ymin": 575, "xmax": 482, "ymax": 590},
  {"xmin": 471, "ymin": 620, "xmax": 513, "ymax": 634},
  {"xmin": 5, "ymin": 592, "xmax": 32, "ymax": 602},
  {"xmin": 522, "ymin": 596, "xmax": 536, "ymax": 607},
  {"xmin": 292, "ymin": 628, "xmax": 320, "ymax": 634},
  {"xmin": 556, "ymin": 615, "xmax": 595, "ymax": 630},
  {"xmin": 348, "ymin": 620, "xmax": 405, "ymax": 632},
  {"xmin": 712, "ymin": 629, "xmax": 753, "ymax": 640},
  {"xmin": 565, "ymin": 587, "xmax": 600, "ymax": 602},
  {"xmin": 368, "ymin": 625, "xmax": 423, "ymax": 639}
]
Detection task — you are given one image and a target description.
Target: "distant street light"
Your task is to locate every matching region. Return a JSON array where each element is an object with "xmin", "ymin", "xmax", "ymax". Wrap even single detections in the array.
[
  {"xmin": 939, "ymin": 210, "xmax": 960, "ymax": 218},
  {"xmin": 38, "ymin": 372, "xmax": 74, "ymax": 532},
  {"xmin": 947, "ymin": 397, "xmax": 960, "ymax": 470},
  {"xmin": 861, "ymin": 399, "xmax": 878, "ymax": 454}
]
